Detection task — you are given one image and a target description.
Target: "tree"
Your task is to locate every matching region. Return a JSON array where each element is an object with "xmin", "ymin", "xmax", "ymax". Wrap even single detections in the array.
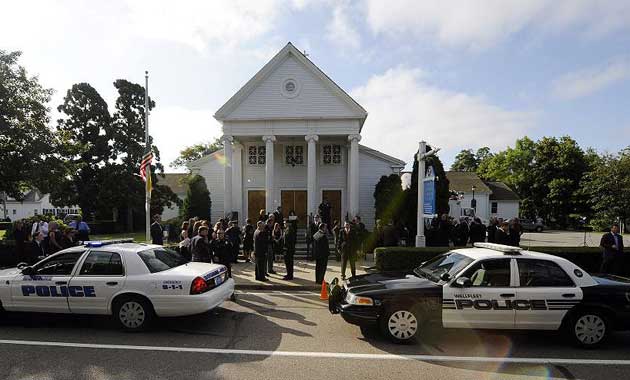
[
  {"xmin": 450, "ymin": 147, "xmax": 492, "ymax": 172},
  {"xmin": 581, "ymin": 147, "xmax": 630, "ymax": 231},
  {"xmin": 477, "ymin": 136, "xmax": 589, "ymax": 225},
  {"xmin": 180, "ymin": 175, "xmax": 211, "ymax": 220},
  {"xmin": 402, "ymin": 145, "xmax": 450, "ymax": 239},
  {"xmin": 373, "ymin": 174, "xmax": 404, "ymax": 225},
  {"xmin": 0, "ymin": 50, "xmax": 56, "ymax": 200},
  {"xmin": 170, "ymin": 138, "xmax": 223, "ymax": 169},
  {"xmin": 50, "ymin": 83, "xmax": 114, "ymax": 217}
]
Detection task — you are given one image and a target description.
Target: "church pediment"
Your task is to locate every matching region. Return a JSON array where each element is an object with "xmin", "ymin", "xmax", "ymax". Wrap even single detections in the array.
[{"xmin": 215, "ymin": 43, "xmax": 367, "ymax": 124}]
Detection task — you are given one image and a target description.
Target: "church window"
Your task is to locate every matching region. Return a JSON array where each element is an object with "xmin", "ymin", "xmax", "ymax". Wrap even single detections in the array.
[
  {"xmin": 248, "ymin": 145, "xmax": 266, "ymax": 165},
  {"xmin": 322, "ymin": 144, "xmax": 342, "ymax": 165},
  {"xmin": 285, "ymin": 145, "xmax": 304, "ymax": 166}
]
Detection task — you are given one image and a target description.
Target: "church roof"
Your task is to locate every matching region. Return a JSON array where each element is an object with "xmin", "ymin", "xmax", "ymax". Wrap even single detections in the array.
[
  {"xmin": 486, "ymin": 181, "xmax": 520, "ymax": 201},
  {"xmin": 214, "ymin": 42, "xmax": 368, "ymax": 126},
  {"xmin": 446, "ymin": 171, "xmax": 492, "ymax": 193}
]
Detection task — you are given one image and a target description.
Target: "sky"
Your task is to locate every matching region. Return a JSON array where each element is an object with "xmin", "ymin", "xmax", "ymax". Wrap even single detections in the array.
[{"xmin": 2, "ymin": 0, "xmax": 630, "ymax": 172}]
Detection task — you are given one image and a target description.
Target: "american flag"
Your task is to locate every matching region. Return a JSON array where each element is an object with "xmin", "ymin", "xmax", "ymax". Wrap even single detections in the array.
[{"xmin": 140, "ymin": 150, "xmax": 153, "ymax": 184}]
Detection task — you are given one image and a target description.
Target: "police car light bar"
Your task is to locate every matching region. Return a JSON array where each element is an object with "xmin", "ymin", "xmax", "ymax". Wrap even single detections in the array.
[
  {"xmin": 84, "ymin": 238, "xmax": 135, "ymax": 247},
  {"xmin": 473, "ymin": 242, "xmax": 522, "ymax": 255}
]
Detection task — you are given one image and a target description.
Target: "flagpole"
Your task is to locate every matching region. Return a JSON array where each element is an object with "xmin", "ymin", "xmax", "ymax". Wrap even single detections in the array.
[{"xmin": 144, "ymin": 71, "xmax": 151, "ymax": 243}]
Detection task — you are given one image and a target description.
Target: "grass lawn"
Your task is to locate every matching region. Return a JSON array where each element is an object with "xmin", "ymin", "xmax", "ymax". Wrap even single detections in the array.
[
  {"xmin": 90, "ymin": 231, "xmax": 149, "ymax": 243},
  {"xmin": 0, "ymin": 230, "xmax": 6, "ymax": 240}
]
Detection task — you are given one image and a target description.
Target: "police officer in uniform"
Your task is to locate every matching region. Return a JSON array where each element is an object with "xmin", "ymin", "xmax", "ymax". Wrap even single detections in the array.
[
  {"xmin": 212, "ymin": 229, "xmax": 233, "ymax": 277},
  {"xmin": 150, "ymin": 215, "xmax": 164, "ymax": 245}
]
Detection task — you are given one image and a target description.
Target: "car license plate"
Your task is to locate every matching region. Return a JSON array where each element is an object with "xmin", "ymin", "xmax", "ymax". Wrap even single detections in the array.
[{"xmin": 215, "ymin": 275, "xmax": 223, "ymax": 286}]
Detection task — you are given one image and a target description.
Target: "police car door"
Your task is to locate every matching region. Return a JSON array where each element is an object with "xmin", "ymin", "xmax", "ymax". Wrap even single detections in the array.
[
  {"xmin": 514, "ymin": 258, "xmax": 583, "ymax": 330},
  {"xmin": 68, "ymin": 250, "xmax": 125, "ymax": 314},
  {"xmin": 10, "ymin": 250, "xmax": 86, "ymax": 313},
  {"xmin": 443, "ymin": 258, "xmax": 516, "ymax": 329}
]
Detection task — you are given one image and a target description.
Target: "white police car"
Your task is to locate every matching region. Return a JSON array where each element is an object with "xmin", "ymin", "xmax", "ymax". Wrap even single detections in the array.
[
  {"xmin": 330, "ymin": 243, "xmax": 630, "ymax": 348},
  {"xmin": 0, "ymin": 239, "xmax": 235, "ymax": 330}
]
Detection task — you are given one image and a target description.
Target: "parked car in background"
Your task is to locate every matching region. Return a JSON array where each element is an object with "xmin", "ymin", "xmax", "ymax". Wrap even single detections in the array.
[{"xmin": 521, "ymin": 219, "xmax": 545, "ymax": 232}]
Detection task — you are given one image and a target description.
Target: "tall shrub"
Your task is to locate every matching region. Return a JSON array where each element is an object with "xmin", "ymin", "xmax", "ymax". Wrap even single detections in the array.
[{"xmin": 180, "ymin": 175, "xmax": 211, "ymax": 221}]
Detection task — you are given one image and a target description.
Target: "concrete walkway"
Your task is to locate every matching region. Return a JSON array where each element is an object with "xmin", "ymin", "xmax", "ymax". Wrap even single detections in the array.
[{"xmin": 232, "ymin": 258, "xmax": 370, "ymax": 290}]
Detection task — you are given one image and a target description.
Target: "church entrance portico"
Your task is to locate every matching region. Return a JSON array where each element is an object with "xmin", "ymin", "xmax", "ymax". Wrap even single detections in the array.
[{"xmin": 281, "ymin": 190, "xmax": 307, "ymax": 227}]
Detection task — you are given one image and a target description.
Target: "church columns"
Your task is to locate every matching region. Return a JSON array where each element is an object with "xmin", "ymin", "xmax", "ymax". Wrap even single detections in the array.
[
  {"xmin": 348, "ymin": 134, "xmax": 361, "ymax": 218},
  {"xmin": 262, "ymin": 135, "xmax": 276, "ymax": 212},
  {"xmin": 305, "ymin": 134, "xmax": 319, "ymax": 218},
  {"xmin": 232, "ymin": 142, "xmax": 243, "ymax": 222},
  {"xmin": 222, "ymin": 135, "xmax": 234, "ymax": 217}
]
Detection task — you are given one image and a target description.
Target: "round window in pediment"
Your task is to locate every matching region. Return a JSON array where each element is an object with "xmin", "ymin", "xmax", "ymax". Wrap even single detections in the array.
[{"xmin": 281, "ymin": 78, "xmax": 300, "ymax": 98}]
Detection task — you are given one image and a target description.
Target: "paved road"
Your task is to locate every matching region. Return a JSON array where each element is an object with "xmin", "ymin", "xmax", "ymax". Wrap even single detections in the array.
[
  {"xmin": 1, "ymin": 291, "xmax": 630, "ymax": 380},
  {"xmin": 521, "ymin": 230, "xmax": 629, "ymax": 247}
]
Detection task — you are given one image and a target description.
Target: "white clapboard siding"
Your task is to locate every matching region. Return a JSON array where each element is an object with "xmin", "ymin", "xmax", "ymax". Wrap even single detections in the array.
[
  {"xmin": 226, "ymin": 55, "xmax": 358, "ymax": 120},
  {"xmin": 195, "ymin": 157, "xmax": 224, "ymax": 223},
  {"xmin": 358, "ymin": 150, "xmax": 399, "ymax": 231}
]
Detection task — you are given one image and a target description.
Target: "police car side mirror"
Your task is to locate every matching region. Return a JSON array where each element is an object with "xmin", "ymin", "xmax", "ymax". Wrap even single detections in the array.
[
  {"xmin": 21, "ymin": 266, "xmax": 34, "ymax": 276},
  {"xmin": 454, "ymin": 277, "xmax": 472, "ymax": 288}
]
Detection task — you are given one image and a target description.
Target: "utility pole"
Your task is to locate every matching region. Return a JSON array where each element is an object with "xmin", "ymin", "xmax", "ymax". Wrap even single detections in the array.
[{"xmin": 415, "ymin": 141, "xmax": 440, "ymax": 247}]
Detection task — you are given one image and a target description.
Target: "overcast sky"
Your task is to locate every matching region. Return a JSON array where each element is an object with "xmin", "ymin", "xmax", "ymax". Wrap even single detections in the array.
[{"xmin": 3, "ymin": 0, "xmax": 629, "ymax": 171}]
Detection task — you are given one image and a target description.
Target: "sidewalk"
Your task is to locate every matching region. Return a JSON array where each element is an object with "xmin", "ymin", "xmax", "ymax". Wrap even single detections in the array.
[{"xmin": 231, "ymin": 258, "xmax": 372, "ymax": 291}]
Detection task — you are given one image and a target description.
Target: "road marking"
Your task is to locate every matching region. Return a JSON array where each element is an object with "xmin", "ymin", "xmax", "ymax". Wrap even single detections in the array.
[{"xmin": 1, "ymin": 339, "xmax": 630, "ymax": 366}]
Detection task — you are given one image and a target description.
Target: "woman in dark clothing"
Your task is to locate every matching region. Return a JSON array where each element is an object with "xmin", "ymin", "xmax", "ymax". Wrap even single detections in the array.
[
  {"xmin": 272, "ymin": 222, "xmax": 283, "ymax": 266},
  {"xmin": 242, "ymin": 219, "xmax": 255, "ymax": 263},
  {"xmin": 60, "ymin": 228, "xmax": 77, "ymax": 249},
  {"xmin": 46, "ymin": 221, "xmax": 63, "ymax": 255},
  {"xmin": 509, "ymin": 218, "xmax": 523, "ymax": 247},
  {"xmin": 13, "ymin": 221, "xmax": 27, "ymax": 263}
]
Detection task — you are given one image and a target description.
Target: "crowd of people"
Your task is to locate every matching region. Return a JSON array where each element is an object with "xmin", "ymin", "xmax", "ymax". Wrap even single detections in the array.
[
  {"xmin": 168, "ymin": 201, "xmax": 370, "ymax": 284},
  {"xmin": 9, "ymin": 215, "xmax": 90, "ymax": 262},
  {"xmin": 423, "ymin": 214, "xmax": 524, "ymax": 248}
]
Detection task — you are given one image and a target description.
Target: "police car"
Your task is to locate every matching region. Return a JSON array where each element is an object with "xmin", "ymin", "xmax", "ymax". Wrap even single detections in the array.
[
  {"xmin": 0, "ymin": 239, "xmax": 235, "ymax": 330},
  {"xmin": 329, "ymin": 243, "xmax": 630, "ymax": 348}
]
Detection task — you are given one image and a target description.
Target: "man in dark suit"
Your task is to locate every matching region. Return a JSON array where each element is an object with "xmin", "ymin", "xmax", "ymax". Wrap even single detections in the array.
[
  {"xmin": 283, "ymin": 220, "xmax": 297, "ymax": 280},
  {"xmin": 313, "ymin": 223, "xmax": 330, "ymax": 284},
  {"xmin": 254, "ymin": 221, "xmax": 268, "ymax": 281},
  {"xmin": 190, "ymin": 226, "xmax": 211, "ymax": 262},
  {"xmin": 31, "ymin": 231, "xmax": 46, "ymax": 261},
  {"xmin": 150, "ymin": 215, "xmax": 164, "ymax": 245},
  {"xmin": 212, "ymin": 229, "xmax": 233, "ymax": 277},
  {"xmin": 600, "ymin": 223, "xmax": 625, "ymax": 275},
  {"xmin": 495, "ymin": 221, "xmax": 511, "ymax": 245}
]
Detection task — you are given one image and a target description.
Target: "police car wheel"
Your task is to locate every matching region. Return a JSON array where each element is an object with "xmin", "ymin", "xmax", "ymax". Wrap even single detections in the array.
[
  {"xmin": 381, "ymin": 309, "xmax": 420, "ymax": 343},
  {"xmin": 570, "ymin": 311, "xmax": 608, "ymax": 348},
  {"xmin": 114, "ymin": 297, "xmax": 154, "ymax": 331}
]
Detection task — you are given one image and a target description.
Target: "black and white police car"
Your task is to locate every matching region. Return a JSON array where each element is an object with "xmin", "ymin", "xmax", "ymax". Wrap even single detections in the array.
[
  {"xmin": 329, "ymin": 243, "xmax": 630, "ymax": 348},
  {"xmin": 0, "ymin": 239, "xmax": 235, "ymax": 330}
]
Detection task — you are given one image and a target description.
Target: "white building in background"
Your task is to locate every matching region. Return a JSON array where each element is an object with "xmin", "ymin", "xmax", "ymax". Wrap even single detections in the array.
[
  {"xmin": 186, "ymin": 43, "xmax": 405, "ymax": 229},
  {"xmin": 446, "ymin": 171, "xmax": 520, "ymax": 222},
  {"xmin": 1, "ymin": 190, "xmax": 79, "ymax": 221}
]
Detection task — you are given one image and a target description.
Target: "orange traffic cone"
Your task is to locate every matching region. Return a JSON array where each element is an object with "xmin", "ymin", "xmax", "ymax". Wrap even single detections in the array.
[{"xmin": 320, "ymin": 280, "xmax": 329, "ymax": 300}]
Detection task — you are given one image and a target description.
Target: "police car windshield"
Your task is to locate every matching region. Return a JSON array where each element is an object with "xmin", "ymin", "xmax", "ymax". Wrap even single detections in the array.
[
  {"xmin": 414, "ymin": 252, "xmax": 473, "ymax": 283},
  {"xmin": 138, "ymin": 248, "xmax": 188, "ymax": 273}
]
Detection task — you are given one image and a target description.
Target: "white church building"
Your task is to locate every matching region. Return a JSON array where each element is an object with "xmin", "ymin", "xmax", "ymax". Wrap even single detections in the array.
[{"xmin": 188, "ymin": 43, "xmax": 405, "ymax": 229}]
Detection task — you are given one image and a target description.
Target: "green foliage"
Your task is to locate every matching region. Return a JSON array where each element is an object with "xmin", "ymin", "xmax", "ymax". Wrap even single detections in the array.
[
  {"xmin": 373, "ymin": 174, "xmax": 404, "ymax": 224},
  {"xmin": 402, "ymin": 146, "xmax": 450, "ymax": 237},
  {"xmin": 477, "ymin": 136, "xmax": 590, "ymax": 226},
  {"xmin": 51, "ymin": 83, "xmax": 114, "ymax": 216},
  {"xmin": 170, "ymin": 138, "xmax": 223, "ymax": 169},
  {"xmin": 375, "ymin": 246, "xmax": 605, "ymax": 273},
  {"xmin": 181, "ymin": 175, "xmax": 211, "ymax": 220},
  {"xmin": 450, "ymin": 147, "xmax": 492, "ymax": 172},
  {"xmin": 581, "ymin": 147, "xmax": 630, "ymax": 230},
  {"xmin": 0, "ymin": 50, "xmax": 57, "ymax": 199}
]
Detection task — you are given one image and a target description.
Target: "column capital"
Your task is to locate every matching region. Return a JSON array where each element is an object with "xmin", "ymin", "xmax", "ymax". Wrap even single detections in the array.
[
  {"xmin": 221, "ymin": 135, "xmax": 234, "ymax": 144},
  {"xmin": 305, "ymin": 134, "xmax": 319, "ymax": 143},
  {"xmin": 262, "ymin": 135, "xmax": 276, "ymax": 143},
  {"xmin": 348, "ymin": 134, "xmax": 362, "ymax": 143},
  {"xmin": 232, "ymin": 140, "xmax": 244, "ymax": 150}
]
